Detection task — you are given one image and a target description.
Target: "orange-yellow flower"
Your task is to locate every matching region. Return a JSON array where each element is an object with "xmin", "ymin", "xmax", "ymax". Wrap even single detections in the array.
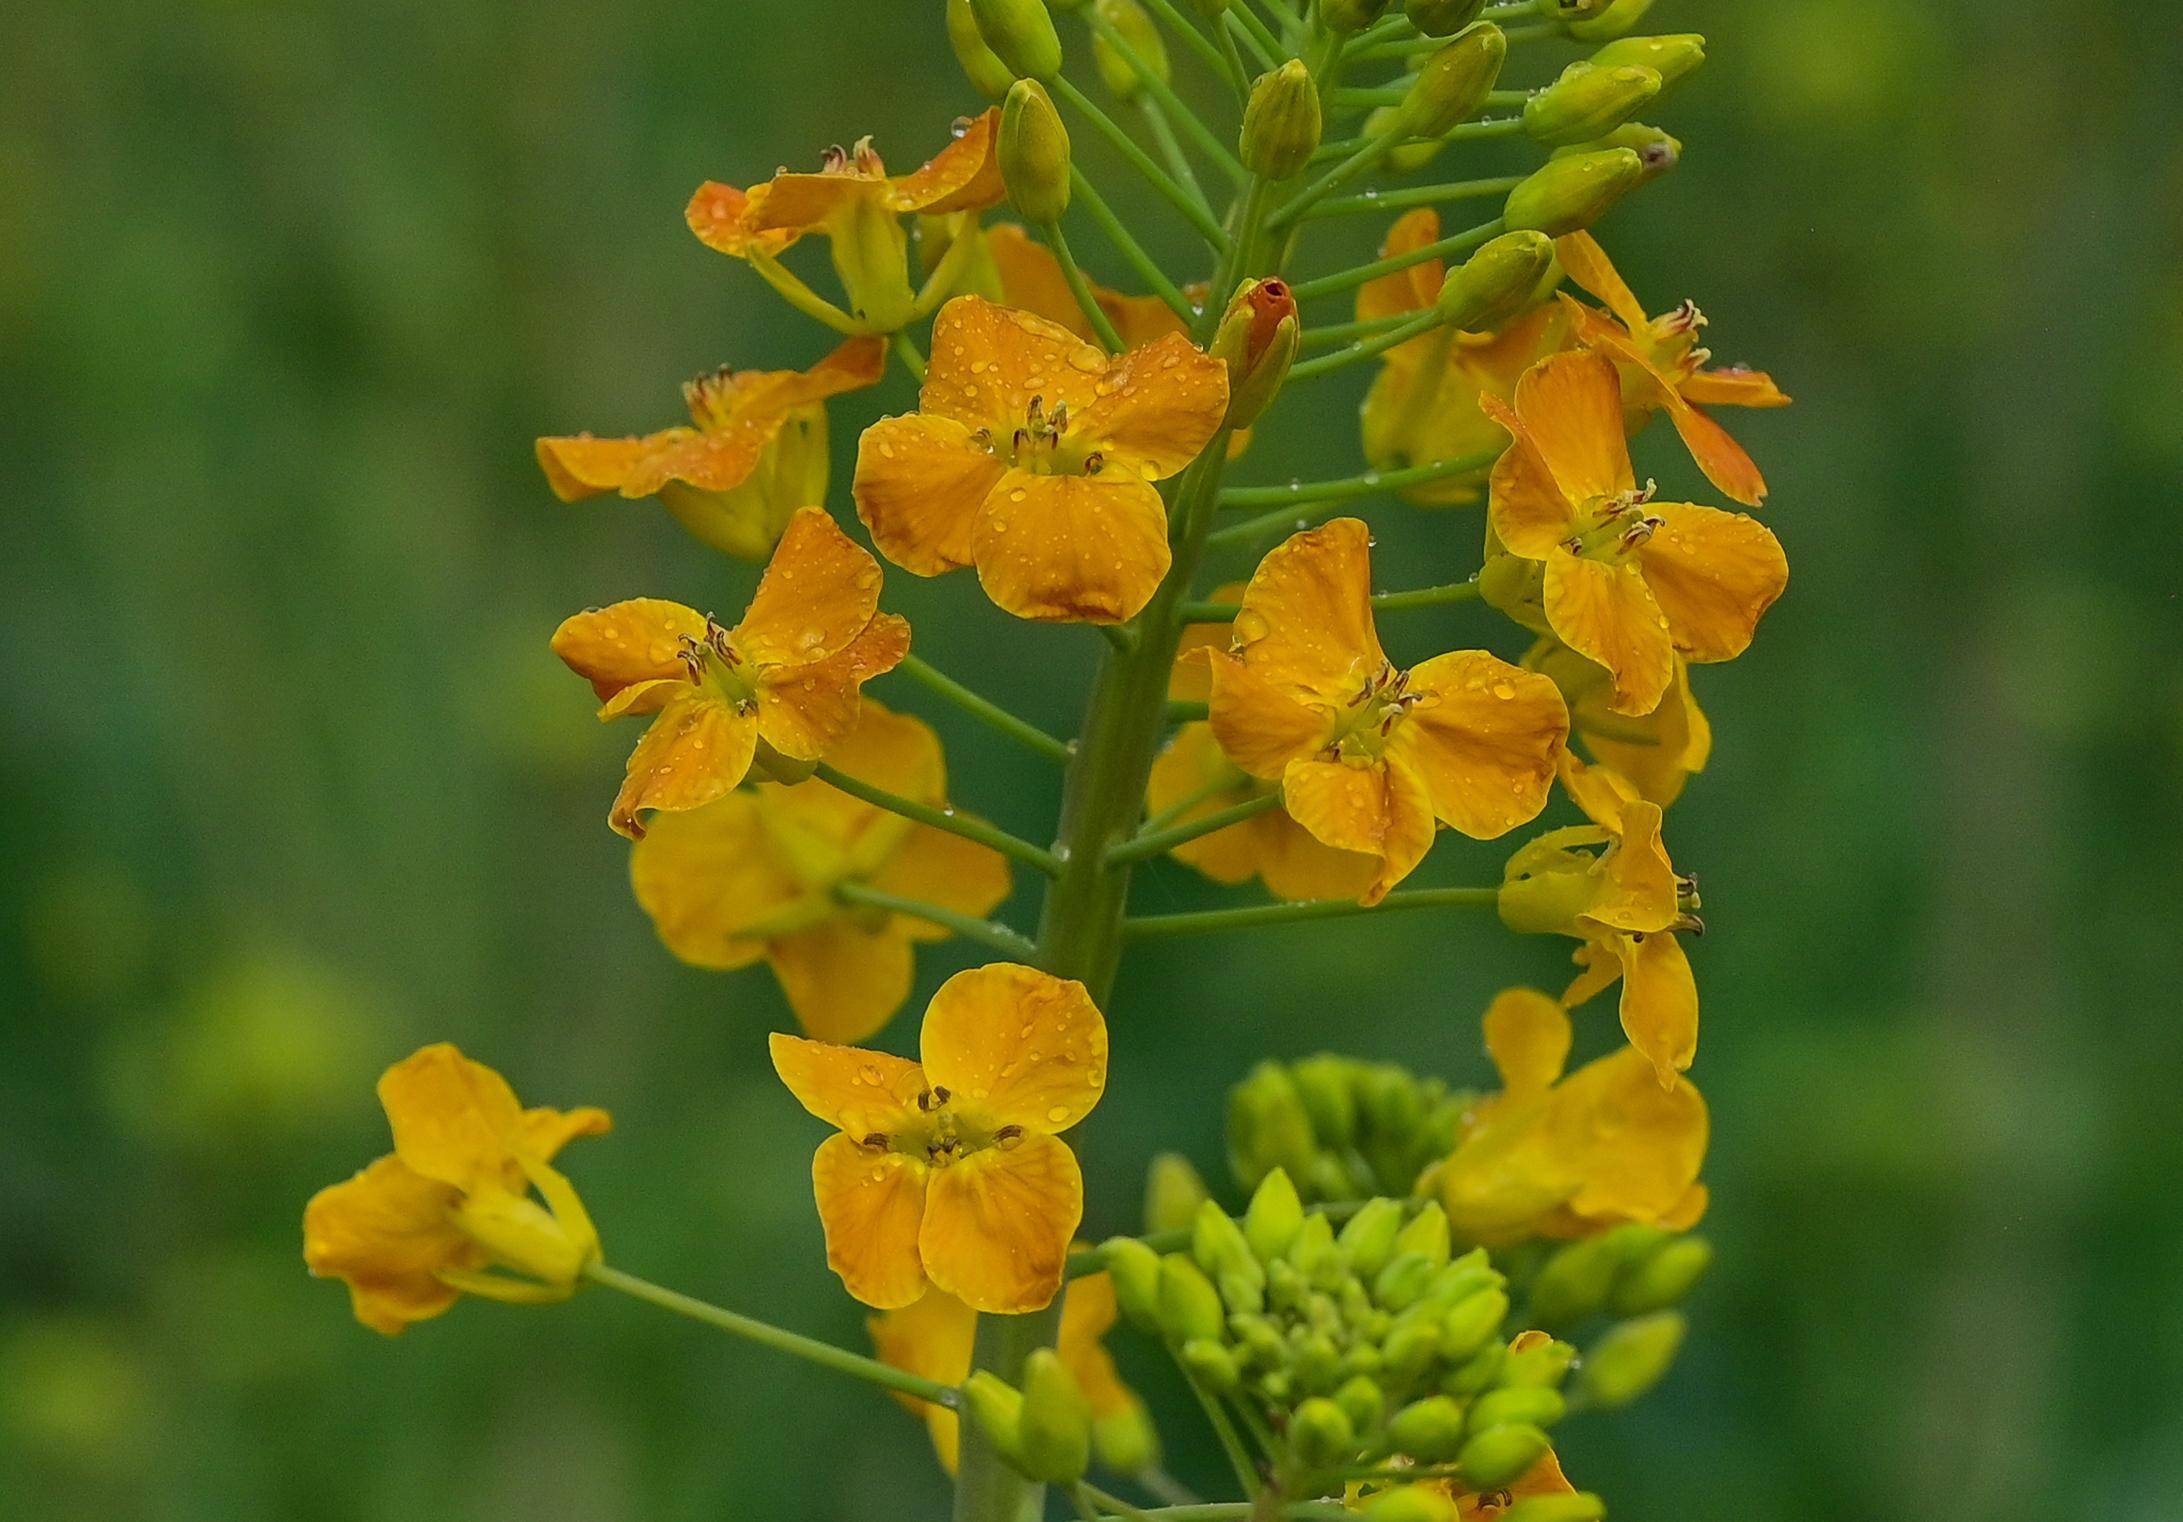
[
  {"xmin": 1526, "ymin": 637, "xmax": 1711, "ymax": 807},
  {"xmin": 771, "ymin": 963, "xmax": 1108, "ymax": 1313},
  {"xmin": 1480, "ymin": 349, "xmax": 1788, "ymax": 717},
  {"xmin": 553, "ymin": 508, "xmax": 909, "ymax": 838},
  {"xmin": 687, "ymin": 116, "xmax": 1006, "ymax": 332},
  {"xmin": 303, "ymin": 1044, "xmax": 610, "ymax": 1335},
  {"xmin": 1357, "ymin": 209, "xmax": 1569, "ymax": 506},
  {"xmin": 1557, "ymin": 230, "xmax": 1790, "ymax": 507},
  {"xmin": 1428, "ymin": 989, "xmax": 1707, "ymax": 1245},
  {"xmin": 630, "ymin": 702, "xmax": 1011, "ymax": 1043},
  {"xmin": 868, "ymin": 1276, "xmax": 1146, "ymax": 1473},
  {"xmin": 1498, "ymin": 754, "xmax": 1703, "ymax": 1083},
  {"xmin": 1202, "ymin": 518, "xmax": 1569, "ymax": 904},
  {"xmin": 852, "ymin": 294, "xmax": 1229, "ymax": 624},
  {"xmin": 535, "ymin": 337, "xmax": 885, "ymax": 561},
  {"xmin": 982, "ymin": 223, "xmax": 1190, "ymax": 350}
]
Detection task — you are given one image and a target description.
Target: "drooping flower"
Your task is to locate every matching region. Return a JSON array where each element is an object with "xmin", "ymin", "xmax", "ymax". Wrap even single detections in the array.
[
  {"xmin": 553, "ymin": 508, "xmax": 908, "ymax": 838},
  {"xmin": 1497, "ymin": 753, "xmax": 1703, "ymax": 1083},
  {"xmin": 771, "ymin": 963, "xmax": 1108, "ymax": 1312},
  {"xmin": 1557, "ymin": 230, "xmax": 1790, "ymax": 507},
  {"xmin": 1526, "ymin": 636, "xmax": 1711, "ymax": 806},
  {"xmin": 1202, "ymin": 518, "xmax": 1569, "ymax": 904},
  {"xmin": 687, "ymin": 115, "xmax": 1007, "ymax": 332},
  {"xmin": 629, "ymin": 702, "xmax": 1011, "ymax": 1042},
  {"xmin": 1427, "ymin": 989, "xmax": 1707, "ymax": 1245},
  {"xmin": 536, "ymin": 337, "xmax": 886, "ymax": 561},
  {"xmin": 1357, "ymin": 209, "xmax": 1569, "ymax": 506},
  {"xmin": 1480, "ymin": 349, "xmax": 1788, "ymax": 716},
  {"xmin": 852, "ymin": 294, "xmax": 1229, "ymax": 624},
  {"xmin": 868, "ymin": 1275, "xmax": 1146, "ymax": 1473},
  {"xmin": 303, "ymin": 1044, "xmax": 610, "ymax": 1335}
]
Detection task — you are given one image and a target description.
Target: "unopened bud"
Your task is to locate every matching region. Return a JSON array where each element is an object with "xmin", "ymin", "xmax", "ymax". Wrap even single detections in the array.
[
  {"xmin": 1210, "ymin": 277, "xmax": 1299, "ymax": 428},
  {"xmin": 1159, "ymin": 1253, "xmax": 1227, "ymax": 1343},
  {"xmin": 1373, "ymin": 1252, "xmax": 1438, "ymax": 1312},
  {"xmin": 1503, "ymin": 148, "xmax": 1644, "ymax": 236},
  {"xmin": 971, "ymin": 0, "xmax": 1065, "ymax": 80},
  {"xmin": 1456, "ymin": 1423, "xmax": 1552, "ymax": 1490},
  {"xmin": 1440, "ymin": 1286, "xmax": 1510, "ymax": 1362},
  {"xmin": 1001, "ymin": 80, "xmax": 1072, "ymax": 224},
  {"xmin": 1359, "ymin": 1064, "xmax": 1424, "ymax": 1138},
  {"xmin": 1593, "ymin": 32, "xmax": 1704, "ymax": 92},
  {"xmin": 1393, "ymin": 1203, "xmax": 1451, "ymax": 1267},
  {"xmin": 1019, "ymin": 1350, "xmax": 1093, "ymax": 1484},
  {"xmin": 1093, "ymin": 1399, "xmax": 1162, "ymax": 1473},
  {"xmin": 1193, "ymin": 1200, "xmax": 1259, "ymax": 1281},
  {"xmin": 1406, "ymin": 0, "xmax": 1485, "ymax": 36},
  {"xmin": 1180, "ymin": 1337, "xmax": 1242, "ymax": 1392},
  {"xmin": 1240, "ymin": 62, "xmax": 1323, "ymax": 180},
  {"xmin": 1554, "ymin": 121, "xmax": 1680, "ymax": 181},
  {"xmin": 948, "ymin": 0, "xmax": 1020, "ymax": 98},
  {"xmin": 1228, "ymin": 1063, "xmax": 1315, "ymax": 1187},
  {"xmin": 1387, "ymin": 1394, "xmax": 1468, "ymax": 1461},
  {"xmin": 1526, "ymin": 1236, "xmax": 1620, "ymax": 1328},
  {"xmin": 1524, "ymin": 61, "xmax": 1662, "ymax": 147},
  {"xmin": 1321, "ymin": 0, "xmax": 1393, "ymax": 34},
  {"xmin": 1289, "ymin": 1212, "xmax": 1343, "ymax": 1285},
  {"xmin": 1442, "ymin": 1340, "xmax": 1506, "ymax": 1396},
  {"xmin": 1612, "ymin": 1235, "xmax": 1713, "ymax": 1315},
  {"xmin": 962, "ymin": 1372, "xmax": 1027, "ymax": 1466},
  {"xmin": 1145, "ymin": 1152, "xmax": 1210, "ymax": 1234},
  {"xmin": 1335, "ymin": 1372, "xmax": 1386, "ymax": 1434},
  {"xmin": 1290, "ymin": 1055, "xmax": 1360, "ymax": 1146},
  {"xmin": 1501, "ymin": 1336, "xmax": 1577, "ymax": 1388},
  {"xmin": 1101, "ymin": 1237, "xmax": 1163, "ymax": 1327},
  {"xmin": 1399, "ymin": 24, "xmax": 1507, "ymax": 139},
  {"xmin": 1468, "ymin": 1385, "xmax": 1565, "ymax": 1434},
  {"xmin": 1338, "ymin": 1199, "xmax": 1406, "ymax": 1278},
  {"xmin": 1289, "ymin": 1395, "xmax": 1358, "ymax": 1466},
  {"xmin": 1244, "ymin": 1168, "xmax": 1308, "ymax": 1262},
  {"xmin": 1362, "ymin": 1489, "xmax": 1459, "ymax": 1522},
  {"xmin": 1579, "ymin": 1311, "xmax": 1685, "ymax": 1408},
  {"xmin": 1091, "ymin": 0, "xmax": 1170, "ymax": 100},
  {"xmin": 1295, "ymin": 1329, "xmax": 1344, "ymax": 1393},
  {"xmin": 1440, "ymin": 230, "xmax": 1563, "ymax": 331},
  {"xmin": 1564, "ymin": 0, "xmax": 1653, "ymax": 40}
]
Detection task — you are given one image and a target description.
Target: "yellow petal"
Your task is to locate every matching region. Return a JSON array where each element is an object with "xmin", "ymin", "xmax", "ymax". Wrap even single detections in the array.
[
  {"xmin": 303, "ymin": 1154, "xmax": 473, "ymax": 1335},
  {"xmin": 1357, "ymin": 208, "xmax": 1445, "ymax": 324},
  {"xmin": 535, "ymin": 433, "xmax": 703, "ymax": 502},
  {"xmin": 1557, "ymin": 1048, "xmax": 1708, "ymax": 1224},
  {"xmin": 1587, "ymin": 797, "xmax": 1682, "ymax": 935},
  {"xmin": 889, "ymin": 109, "xmax": 1008, "ymax": 215},
  {"xmin": 869, "ymin": 1288, "xmax": 979, "ymax": 1469},
  {"xmin": 768, "ymin": 1031, "xmax": 928, "ymax": 1135},
  {"xmin": 745, "ymin": 170, "xmax": 890, "ymax": 237},
  {"xmin": 768, "ymin": 921, "xmax": 916, "ymax": 1044},
  {"xmin": 1206, "ymin": 650, "xmax": 1333, "ymax": 781},
  {"xmin": 866, "ymin": 820, "xmax": 1015, "ymax": 944},
  {"xmin": 1146, "ymin": 725, "xmax": 1262, "ymax": 886},
  {"xmin": 971, "ymin": 470, "xmax": 1171, "ymax": 624},
  {"xmin": 1510, "ymin": 349, "xmax": 1636, "ymax": 504},
  {"xmin": 1481, "ymin": 391, "xmax": 1582, "ymax": 560},
  {"xmin": 377, "ymin": 1043, "xmax": 525, "ymax": 1191},
  {"xmin": 853, "ymin": 414, "xmax": 1006, "ymax": 576},
  {"xmin": 1168, "ymin": 582, "xmax": 1247, "ymax": 701},
  {"xmin": 1232, "ymin": 518, "xmax": 1385, "ymax": 705},
  {"xmin": 1279, "ymin": 755, "xmax": 1437, "ymax": 905},
  {"xmin": 517, "ymin": 1105, "xmax": 613, "ymax": 1162},
  {"xmin": 611, "ymin": 696, "xmax": 759, "ymax": 839},
  {"xmin": 1542, "ymin": 551, "xmax": 1673, "ymax": 718},
  {"xmin": 629, "ymin": 793, "xmax": 801, "ymax": 970},
  {"xmin": 813, "ymin": 1133, "xmax": 932, "ymax": 1309},
  {"xmin": 734, "ymin": 508, "xmax": 888, "ymax": 668},
  {"xmin": 1614, "ymin": 928, "xmax": 1698, "ymax": 1083},
  {"xmin": 1387, "ymin": 652, "xmax": 1567, "ymax": 839},
  {"xmin": 920, "ymin": 1134, "xmax": 1082, "ymax": 1314},
  {"xmin": 1483, "ymin": 988, "xmax": 1571, "ymax": 1098},
  {"xmin": 1072, "ymin": 332, "xmax": 1230, "ymax": 480},
  {"xmin": 685, "ymin": 180, "xmax": 797, "ymax": 260},
  {"xmin": 922, "ymin": 295, "xmax": 1107, "ymax": 435},
  {"xmin": 1567, "ymin": 652, "xmax": 1710, "ymax": 807},
  {"xmin": 1679, "ymin": 365, "xmax": 1791, "ymax": 410},
  {"xmin": 1556, "ymin": 748, "xmax": 1643, "ymax": 836},
  {"xmin": 1637, "ymin": 502, "xmax": 1788, "ymax": 665},
  {"xmin": 753, "ymin": 614, "xmax": 911, "ymax": 762},
  {"xmin": 920, "ymin": 964, "xmax": 1108, "ymax": 1134},
  {"xmin": 1553, "ymin": 231, "xmax": 1649, "ymax": 334},
  {"xmin": 1251, "ymin": 811, "xmax": 1380, "ymax": 903},
  {"xmin": 1656, "ymin": 388, "xmax": 1771, "ymax": 508},
  {"xmin": 552, "ymin": 599, "xmax": 709, "ymax": 704}
]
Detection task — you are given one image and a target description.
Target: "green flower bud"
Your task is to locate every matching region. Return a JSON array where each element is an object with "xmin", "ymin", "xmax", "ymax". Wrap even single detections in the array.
[
  {"xmin": 1093, "ymin": 1399, "xmax": 1162, "ymax": 1474},
  {"xmin": 1359, "ymin": 1064, "xmax": 1425, "ymax": 1141},
  {"xmin": 1381, "ymin": 1322, "xmax": 1437, "ymax": 1387},
  {"xmin": 1103, "ymin": 1237, "xmax": 1163, "ymax": 1328},
  {"xmin": 1159, "ymin": 1253, "xmax": 1227, "ymax": 1343},
  {"xmin": 1295, "ymin": 1330, "xmax": 1344, "ymax": 1394},
  {"xmin": 971, "ymin": 0, "xmax": 1065, "ymax": 80},
  {"xmin": 1290, "ymin": 1056, "xmax": 1361, "ymax": 1147},
  {"xmin": 1367, "ymin": 106, "xmax": 1445, "ymax": 174},
  {"xmin": 1210, "ymin": 277, "xmax": 1301, "ymax": 430},
  {"xmin": 1442, "ymin": 1340, "xmax": 1506, "ymax": 1396},
  {"xmin": 1501, "ymin": 1337, "xmax": 1576, "ymax": 1389},
  {"xmin": 1503, "ymin": 1496, "xmax": 1607, "ymax": 1522},
  {"xmin": 948, "ymin": 0, "xmax": 1021, "ymax": 99},
  {"xmin": 1578, "ymin": 1311, "xmax": 1685, "ymax": 1409},
  {"xmin": 1405, "ymin": 0, "xmax": 1486, "ymax": 37},
  {"xmin": 1530, "ymin": 0, "xmax": 1610, "ymax": 23},
  {"xmin": 1091, "ymin": 0, "xmax": 1170, "ymax": 100},
  {"xmin": 1181, "ymin": 1337, "xmax": 1243, "ymax": 1392},
  {"xmin": 1592, "ymin": 32, "xmax": 1704, "ymax": 93},
  {"xmin": 1289, "ymin": 1396, "xmax": 1357, "ymax": 1467},
  {"xmin": 1257, "ymin": 1368, "xmax": 1294, "ymax": 1404},
  {"xmin": 1612, "ymin": 1235, "xmax": 1714, "ymax": 1316},
  {"xmin": 1421, "ymin": 1255, "xmax": 1500, "ymax": 1313},
  {"xmin": 1393, "ymin": 1203, "xmax": 1451, "ymax": 1267},
  {"xmin": 1305, "ymin": 1154, "xmax": 1357, "ymax": 1203},
  {"xmin": 1503, "ymin": 148, "xmax": 1644, "ymax": 237},
  {"xmin": 1361, "ymin": 1489, "xmax": 1460, "ymax": 1522},
  {"xmin": 1321, "ymin": 0, "xmax": 1393, "ymax": 34},
  {"xmin": 1440, "ymin": 1287, "xmax": 1510, "ymax": 1362},
  {"xmin": 1467, "ymin": 1386, "xmax": 1565, "ymax": 1434},
  {"xmin": 1240, "ymin": 61, "xmax": 1323, "ymax": 181},
  {"xmin": 1233, "ymin": 1313, "xmax": 1287, "ymax": 1366},
  {"xmin": 1228, "ymin": 1063, "xmax": 1316, "ymax": 1189},
  {"xmin": 1001, "ymin": 80, "xmax": 1073, "ymax": 224},
  {"xmin": 1266, "ymin": 1256, "xmax": 1307, "ymax": 1311},
  {"xmin": 962, "ymin": 1372, "xmax": 1027, "ymax": 1466},
  {"xmin": 1335, "ymin": 1372, "xmax": 1387, "ymax": 1436},
  {"xmin": 1523, "ymin": 61, "xmax": 1661, "ymax": 148},
  {"xmin": 1146, "ymin": 1152, "xmax": 1211, "ymax": 1234},
  {"xmin": 1194, "ymin": 1201, "xmax": 1260, "ymax": 1280},
  {"xmin": 1399, "ymin": 24, "xmax": 1507, "ymax": 139},
  {"xmin": 1435, "ymin": 228, "xmax": 1554, "ymax": 331},
  {"xmin": 1526, "ymin": 1236, "xmax": 1621, "ymax": 1329},
  {"xmin": 1456, "ymin": 1423, "xmax": 1552, "ymax": 1490},
  {"xmin": 1387, "ymin": 1394, "xmax": 1468, "ymax": 1461},
  {"xmin": 1340, "ymin": 1343, "xmax": 1386, "ymax": 1383},
  {"xmin": 1244, "ymin": 1169, "xmax": 1308, "ymax": 1263},
  {"xmin": 1374, "ymin": 1252, "xmax": 1438, "ymax": 1313},
  {"xmin": 1289, "ymin": 1213, "xmax": 1344, "ymax": 1287},
  {"xmin": 1019, "ymin": 1349, "xmax": 1093, "ymax": 1484},
  {"xmin": 1555, "ymin": 121, "xmax": 1680, "ymax": 180},
  {"xmin": 1338, "ymin": 1199, "xmax": 1406, "ymax": 1278},
  {"xmin": 1224, "ymin": 1270, "xmax": 1269, "ymax": 1315},
  {"xmin": 1565, "ymin": 0, "xmax": 1653, "ymax": 40}
]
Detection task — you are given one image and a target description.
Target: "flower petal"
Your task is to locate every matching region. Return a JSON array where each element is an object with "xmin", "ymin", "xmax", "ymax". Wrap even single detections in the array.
[
  {"xmin": 1357, "ymin": 208, "xmax": 1445, "ymax": 324},
  {"xmin": 866, "ymin": 821, "xmax": 1014, "ymax": 944},
  {"xmin": 377, "ymin": 1043, "xmax": 524, "ymax": 1191},
  {"xmin": 1553, "ymin": 231, "xmax": 1650, "ymax": 334},
  {"xmin": 518, "ymin": 1105, "xmax": 614, "ymax": 1162},
  {"xmin": 889, "ymin": 109, "xmax": 1008, "ymax": 215},
  {"xmin": 552, "ymin": 599, "xmax": 709, "ymax": 703},
  {"xmin": 629, "ymin": 793, "xmax": 801, "ymax": 970},
  {"xmin": 303, "ymin": 1155, "xmax": 472, "ymax": 1335},
  {"xmin": 1656, "ymin": 390, "xmax": 1770, "ymax": 507},
  {"xmin": 853, "ymin": 414, "xmax": 1004, "ymax": 576},
  {"xmin": 1586, "ymin": 796, "xmax": 1682, "ymax": 934},
  {"xmin": 1279, "ymin": 755, "xmax": 1437, "ymax": 905},
  {"xmin": 745, "ymin": 172, "xmax": 888, "ymax": 237},
  {"xmin": 755, "ymin": 614, "xmax": 910, "ymax": 762},
  {"xmin": 1233, "ymin": 518, "xmax": 1386, "ymax": 704},
  {"xmin": 1637, "ymin": 502, "xmax": 1788, "ymax": 664},
  {"xmin": 1679, "ymin": 365, "xmax": 1791, "ymax": 409},
  {"xmin": 921, "ymin": 1134, "xmax": 1082, "ymax": 1313},
  {"xmin": 686, "ymin": 180, "xmax": 797, "ymax": 259},
  {"xmin": 922, "ymin": 295, "xmax": 1107, "ymax": 434},
  {"xmin": 1146, "ymin": 724, "xmax": 1262, "ymax": 886},
  {"xmin": 1558, "ymin": 1048, "xmax": 1708, "ymax": 1223},
  {"xmin": 735, "ymin": 508, "xmax": 887, "ymax": 669},
  {"xmin": 535, "ymin": 433, "xmax": 686, "ymax": 502},
  {"xmin": 1614, "ymin": 928, "xmax": 1698, "ymax": 1084},
  {"xmin": 1483, "ymin": 987, "xmax": 1572, "ymax": 1099},
  {"xmin": 769, "ymin": 1031, "xmax": 927, "ymax": 1136},
  {"xmin": 1482, "ymin": 391, "xmax": 1581, "ymax": 559},
  {"xmin": 769, "ymin": 921, "xmax": 917, "ymax": 1043},
  {"xmin": 813, "ymin": 1133, "xmax": 932, "ymax": 1309},
  {"xmin": 1206, "ymin": 650, "xmax": 1333, "ymax": 781},
  {"xmin": 971, "ymin": 471, "xmax": 1170, "ymax": 624},
  {"xmin": 1251, "ymin": 812, "xmax": 1380, "ymax": 903},
  {"xmin": 921, "ymin": 963, "xmax": 1108, "ymax": 1134},
  {"xmin": 1389, "ymin": 651, "xmax": 1567, "ymax": 839},
  {"xmin": 611, "ymin": 695, "xmax": 758, "ymax": 838},
  {"xmin": 1512, "ymin": 349, "xmax": 1636, "ymax": 505},
  {"xmin": 1072, "ymin": 333, "xmax": 1229, "ymax": 480},
  {"xmin": 1542, "ymin": 551, "xmax": 1673, "ymax": 717}
]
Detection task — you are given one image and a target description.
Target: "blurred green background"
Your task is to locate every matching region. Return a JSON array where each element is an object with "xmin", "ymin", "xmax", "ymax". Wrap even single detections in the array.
[{"xmin": 5, "ymin": 0, "xmax": 2179, "ymax": 1517}]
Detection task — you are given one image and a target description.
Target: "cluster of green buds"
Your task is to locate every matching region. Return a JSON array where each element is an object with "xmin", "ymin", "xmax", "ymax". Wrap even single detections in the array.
[
  {"xmin": 1520, "ymin": 1225, "xmax": 1711, "ymax": 1410},
  {"xmin": 1229, "ymin": 1054, "xmax": 1469, "ymax": 1203}
]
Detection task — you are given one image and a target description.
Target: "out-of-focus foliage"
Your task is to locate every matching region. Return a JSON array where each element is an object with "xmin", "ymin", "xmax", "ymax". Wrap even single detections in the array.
[{"xmin": 3, "ymin": 1, "xmax": 2178, "ymax": 1519}]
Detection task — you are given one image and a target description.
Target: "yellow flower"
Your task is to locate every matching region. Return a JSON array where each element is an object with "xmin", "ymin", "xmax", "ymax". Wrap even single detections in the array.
[
  {"xmin": 1356, "ymin": 209, "xmax": 1569, "ymax": 506},
  {"xmin": 686, "ymin": 114, "xmax": 1007, "ymax": 332},
  {"xmin": 535, "ymin": 336, "xmax": 886, "ymax": 561},
  {"xmin": 852, "ymin": 294, "xmax": 1230, "ymax": 624},
  {"xmin": 630, "ymin": 702, "xmax": 1011, "ymax": 1042},
  {"xmin": 1480, "ymin": 349, "xmax": 1789, "ymax": 717},
  {"xmin": 982, "ymin": 223, "xmax": 1191, "ymax": 350},
  {"xmin": 770, "ymin": 963, "xmax": 1108, "ymax": 1313},
  {"xmin": 1525, "ymin": 636, "xmax": 1711, "ymax": 807},
  {"xmin": 1557, "ymin": 230, "xmax": 1790, "ymax": 507},
  {"xmin": 868, "ymin": 1276, "xmax": 1144, "ymax": 1473},
  {"xmin": 1430, "ymin": 989, "xmax": 1707, "ymax": 1245},
  {"xmin": 302, "ymin": 1044, "xmax": 610, "ymax": 1335},
  {"xmin": 1497, "ymin": 753, "xmax": 1702, "ymax": 1083},
  {"xmin": 552, "ymin": 507, "xmax": 909, "ymax": 838},
  {"xmin": 1202, "ymin": 518, "xmax": 1569, "ymax": 904}
]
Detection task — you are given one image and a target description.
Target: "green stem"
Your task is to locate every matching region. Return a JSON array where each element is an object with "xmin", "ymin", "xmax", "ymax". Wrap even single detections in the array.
[
  {"xmin": 1286, "ymin": 306, "xmax": 1443, "ymax": 379},
  {"xmin": 1224, "ymin": 8, "xmax": 1279, "ymax": 70},
  {"xmin": 1202, "ymin": 495, "xmax": 1350, "ymax": 550},
  {"xmin": 1135, "ymin": 0, "xmax": 1234, "ymax": 83},
  {"xmin": 1299, "ymin": 311, "xmax": 1413, "ymax": 350},
  {"xmin": 1107, "ymin": 790, "xmax": 1284, "ymax": 865},
  {"xmin": 812, "ymin": 761, "xmax": 1062, "ymax": 876},
  {"xmin": 583, "ymin": 1262, "xmax": 957, "ymax": 1408},
  {"xmin": 1138, "ymin": 95, "xmax": 1215, "ymax": 213},
  {"xmin": 1071, "ymin": 168, "xmax": 1198, "ymax": 322},
  {"xmin": 1164, "ymin": 699, "xmax": 1211, "ymax": 722},
  {"xmin": 1179, "ymin": 579, "xmax": 1477, "ymax": 624},
  {"xmin": 896, "ymin": 654, "xmax": 1073, "ymax": 764},
  {"xmin": 1184, "ymin": 1369, "xmax": 1264, "ymax": 1499},
  {"xmin": 1215, "ymin": 18, "xmax": 1254, "ymax": 102},
  {"xmin": 1217, "ymin": 445, "xmax": 1502, "ymax": 507},
  {"xmin": 833, "ymin": 881, "xmax": 1037, "ymax": 959},
  {"xmin": 1045, "ymin": 220, "xmax": 1131, "ymax": 353},
  {"xmin": 1139, "ymin": 773, "xmax": 1236, "ymax": 834},
  {"xmin": 1297, "ymin": 174, "xmax": 1525, "ymax": 221},
  {"xmin": 1123, "ymin": 885, "xmax": 1501, "ymax": 939},
  {"xmin": 890, "ymin": 327, "xmax": 928, "ymax": 384},
  {"xmin": 749, "ymin": 253, "xmax": 861, "ymax": 334},
  {"xmin": 1089, "ymin": 16, "xmax": 1248, "ymax": 187},
  {"xmin": 1287, "ymin": 216, "xmax": 1504, "ymax": 300},
  {"xmin": 1266, "ymin": 133, "xmax": 1398, "ymax": 229},
  {"xmin": 1052, "ymin": 74, "xmax": 1231, "ymax": 248}
]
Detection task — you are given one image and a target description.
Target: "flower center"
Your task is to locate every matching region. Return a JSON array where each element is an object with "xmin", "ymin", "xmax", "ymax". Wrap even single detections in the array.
[
  {"xmin": 677, "ymin": 620, "xmax": 760, "ymax": 711},
  {"xmin": 1327, "ymin": 661, "xmax": 1419, "ymax": 761},
  {"xmin": 973, "ymin": 396, "xmax": 1105, "ymax": 478},
  {"xmin": 1566, "ymin": 481, "xmax": 1662, "ymax": 562},
  {"xmin": 856, "ymin": 1086, "xmax": 1025, "ymax": 1169},
  {"xmin": 1644, "ymin": 299, "xmax": 1710, "ymax": 376}
]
